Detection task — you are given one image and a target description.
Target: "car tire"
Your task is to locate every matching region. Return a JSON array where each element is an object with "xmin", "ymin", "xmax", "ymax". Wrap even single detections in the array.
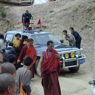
[
  {"xmin": 69, "ymin": 64, "xmax": 80, "ymax": 73},
  {"xmin": 35, "ymin": 57, "xmax": 41, "ymax": 77}
]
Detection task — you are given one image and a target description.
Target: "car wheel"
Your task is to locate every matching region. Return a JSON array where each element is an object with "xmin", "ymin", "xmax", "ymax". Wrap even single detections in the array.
[
  {"xmin": 69, "ymin": 64, "xmax": 80, "ymax": 73},
  {"xmin": 35, "ymin": 57, "xmax": 41, "ymax": 77}
]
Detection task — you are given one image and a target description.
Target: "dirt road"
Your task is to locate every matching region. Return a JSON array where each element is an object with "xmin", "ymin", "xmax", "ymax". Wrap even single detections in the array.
[{"xmin": 31, "ymin": 64, "xmax": 92, "ymax": 95}]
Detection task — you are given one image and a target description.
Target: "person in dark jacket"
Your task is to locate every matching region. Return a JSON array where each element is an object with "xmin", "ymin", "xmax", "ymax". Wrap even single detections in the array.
[
  {"xmin": 69, "ymin": 27, "xmax": 82, "ymax": 48},
  {"xmin": 3, "ymin": 43, "xmax": 16, "ymax": 63},
  {"xmin": 4, "ymin": 43, "xmax": 16, "ymax": 55},
  {"xmin": 22, "ymin": 10, "xmax": 33, "ymax": 28}
]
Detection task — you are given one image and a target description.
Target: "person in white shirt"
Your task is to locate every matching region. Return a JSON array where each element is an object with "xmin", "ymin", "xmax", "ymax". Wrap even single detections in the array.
[{"xmin": 63, "ymin": 30, "xmax": 76, "ymax": 47}]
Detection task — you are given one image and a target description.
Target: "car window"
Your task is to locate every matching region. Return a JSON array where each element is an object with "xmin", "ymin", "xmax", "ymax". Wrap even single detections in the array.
[
  {"xmin": 48, "ymin": 34, "xmax": 61, "ymax": 44},
  {"xmin": 36, "ymin": 34, "xmax": 50, "ymax": 45},
  {"xmin": 5, "ymin": 33, "xmax": 14, "ymax": 42},
  {"xmin": 29, "ymin": 35, "xmax": 37, "ymax": 44},
  {"xmin": 31, "ymin": 33, "xmax": 61, "ymax": 45}
]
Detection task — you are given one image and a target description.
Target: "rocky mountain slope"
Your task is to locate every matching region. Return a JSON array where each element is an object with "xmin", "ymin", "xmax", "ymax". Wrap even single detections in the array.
[{"xmin": 0, "ymin": 0, "xmax": 95, "ymax": 71}]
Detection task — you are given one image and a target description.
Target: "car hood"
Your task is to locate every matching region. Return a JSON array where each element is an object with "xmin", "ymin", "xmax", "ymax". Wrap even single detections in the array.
[
  {"xmin": 36, "ymin": 44, "xmax": 80, "ymax": 56},
  {"xmin": 55, "ymin": 44, "xmax": 79, "ymax": 53}
]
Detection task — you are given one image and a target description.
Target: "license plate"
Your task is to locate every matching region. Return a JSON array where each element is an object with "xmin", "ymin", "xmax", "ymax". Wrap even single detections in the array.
[{"xmin": 78, "ymin": 58, "xmax": 85, "ymax": 64}]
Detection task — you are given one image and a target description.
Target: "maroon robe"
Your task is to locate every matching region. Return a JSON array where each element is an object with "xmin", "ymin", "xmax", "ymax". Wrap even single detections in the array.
[
  {"xmin": 18, "ymin": 45, "xmax": 36, "ymax": 64},
  {"xmin": 41, "ymin": 49, "xmax": 61, "ymax": 95},
  {"xmin": 18, "ymin": 44, "xmax": 36, "ymax": 78}
]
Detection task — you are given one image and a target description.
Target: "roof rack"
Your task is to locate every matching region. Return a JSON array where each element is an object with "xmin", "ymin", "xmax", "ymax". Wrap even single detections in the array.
[
  {"xmin": 0, "ymin": 0, "xmax": 34, "ymax": 6},
  {"xmin": 22, "ymin": 28, "xmax": 43, "ymax": 34}
]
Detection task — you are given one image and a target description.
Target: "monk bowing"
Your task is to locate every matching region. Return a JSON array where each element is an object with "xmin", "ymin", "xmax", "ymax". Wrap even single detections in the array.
[{"xmin": 39, "ymin": 40, "xmax": 61, "ymax": 95}]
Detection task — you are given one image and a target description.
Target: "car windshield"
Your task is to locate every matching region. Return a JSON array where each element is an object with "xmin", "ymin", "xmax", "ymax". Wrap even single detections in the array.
[
  {"xmin": 31, "ymin": 33, "xmax": 61, "ymax": 45},
  {"xmin": 5, "ymin": 33, "xmax": 14, "ymax": 42}
]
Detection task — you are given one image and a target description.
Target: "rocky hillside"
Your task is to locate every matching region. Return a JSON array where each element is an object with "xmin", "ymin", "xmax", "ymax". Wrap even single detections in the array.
[
  {"xmin": 0, "ymin": 0, "xmax": 94, "ymax": 33},
  {"xmin": 0, "ymin": 0, "xmax": 95, "ymax": 69}
]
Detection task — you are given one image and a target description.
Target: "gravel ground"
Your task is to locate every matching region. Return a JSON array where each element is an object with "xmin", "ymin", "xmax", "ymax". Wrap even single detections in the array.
[{"xmin": 30, "ymin": 66, "xmax": 92, "ymax": 95}]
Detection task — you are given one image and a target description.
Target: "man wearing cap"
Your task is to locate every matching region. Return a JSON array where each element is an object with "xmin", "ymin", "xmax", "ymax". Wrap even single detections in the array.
[{"xmin": 17, "ymin": 38, "xmax": 36, "ymax": 77}]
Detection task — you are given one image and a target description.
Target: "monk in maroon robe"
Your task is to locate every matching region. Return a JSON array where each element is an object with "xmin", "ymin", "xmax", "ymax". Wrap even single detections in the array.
[
  {"xmin": 17, "ymin": 38, "xmax": 36, "ymax": 78},
  {"xmin": 39, "ymin": 40, "xmax": 61, "ymax": 95}
]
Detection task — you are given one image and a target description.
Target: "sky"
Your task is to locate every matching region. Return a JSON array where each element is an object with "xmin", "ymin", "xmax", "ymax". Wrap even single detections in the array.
[{"xmin": 34, "ymin": 0, "xmax": 48, "ymax": 5}]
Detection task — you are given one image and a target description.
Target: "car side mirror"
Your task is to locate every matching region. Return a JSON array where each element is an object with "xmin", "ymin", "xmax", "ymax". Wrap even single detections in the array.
[{"xmin": 60, "ymin": 40, "xmax": 64, "ymax": 43}]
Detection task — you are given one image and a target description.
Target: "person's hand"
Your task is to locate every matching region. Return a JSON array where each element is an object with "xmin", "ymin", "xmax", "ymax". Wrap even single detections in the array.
[
  {"xmin": 17, "ymin": 59, "xmax": 20, "ymax": 64},
  {"xmin": 55, "ymin": 54, "xmax": 60, "ymax": 59},
  {"xmin": 65, "ymin": 36, "xmax": 68, "ymax": 40},
  {"xmin": 29, "ymin": 63, "xmax": 33, "ymax": 70}
]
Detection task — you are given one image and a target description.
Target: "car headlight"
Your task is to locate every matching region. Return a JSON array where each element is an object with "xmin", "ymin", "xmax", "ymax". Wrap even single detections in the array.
[
  {"xmin": 65, "ymin": 53, "xmax": 69, "ymax": 59},
  {"xmin": 70, "ymin": 52, "xmax": 75, "ymax": 58}
]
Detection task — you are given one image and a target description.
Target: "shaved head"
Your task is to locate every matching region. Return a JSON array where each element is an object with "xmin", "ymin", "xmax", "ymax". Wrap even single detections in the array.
[
  {"xmin": 1, "ymin": 63, "xmax": 16, "ymax": 75},
  {"xmin": 0, "ymin": 73, "xmax": 16, "ymax": 95}
]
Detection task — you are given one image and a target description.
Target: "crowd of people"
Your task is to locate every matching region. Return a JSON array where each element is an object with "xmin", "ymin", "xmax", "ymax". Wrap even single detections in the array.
[
  {"xmin": 0, "ymin": 10, "xmax": 82, "ymax": 95},
  {"xmin": 0, "ymin": 32, "xmax": 37, "ymax": 95},
  {"xmin": 0, "ymin": 36, "xmax": 62, "ymax": 95}
]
